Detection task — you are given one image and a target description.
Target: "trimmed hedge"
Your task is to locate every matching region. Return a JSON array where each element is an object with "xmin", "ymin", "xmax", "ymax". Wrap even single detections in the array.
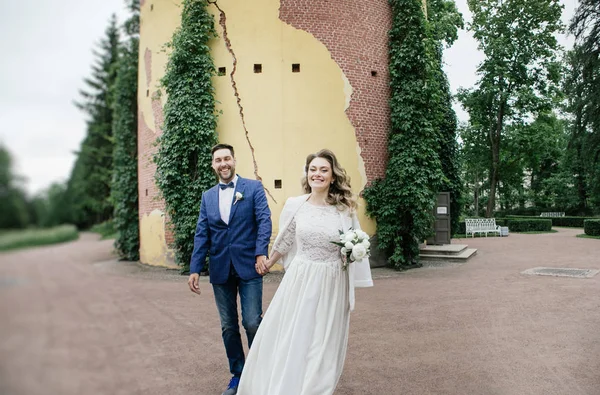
[
  {"xmin": 584, "ymin": 219, "xmax": 600, "ymax": 236},
  {"xmin": 505, "ymin": 215, "xmax": 598, "ymax": 228},
  {"xmin": 552, "ymin": 217, "xmax": 596, "ymax": 227},
  {"xmin": 506, "ymin": 219, "xmax": 552, "ymax": 232}
]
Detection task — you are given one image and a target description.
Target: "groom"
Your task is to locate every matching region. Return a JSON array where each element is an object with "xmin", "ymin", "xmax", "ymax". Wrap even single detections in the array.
[{"xmin": 188, "ymin": 143, "xmax": 272, "ymax": 395}]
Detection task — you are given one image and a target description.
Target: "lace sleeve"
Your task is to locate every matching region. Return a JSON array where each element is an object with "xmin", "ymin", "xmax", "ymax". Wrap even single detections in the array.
[{"xmin": 272, "ymin": 216, "xmax": 296, "ymax": 255}]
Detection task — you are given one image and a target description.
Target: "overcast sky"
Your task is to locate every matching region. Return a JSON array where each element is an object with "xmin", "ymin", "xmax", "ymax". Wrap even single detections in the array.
[{"xmin": 0, "ymin": 0, "xmax": 578, "ymax": 196}]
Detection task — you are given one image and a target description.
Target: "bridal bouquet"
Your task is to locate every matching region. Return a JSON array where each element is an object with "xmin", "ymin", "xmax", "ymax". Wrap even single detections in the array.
[{"xmin": 332, "ymin": 228, "xmax": 371, "ymax": 270}]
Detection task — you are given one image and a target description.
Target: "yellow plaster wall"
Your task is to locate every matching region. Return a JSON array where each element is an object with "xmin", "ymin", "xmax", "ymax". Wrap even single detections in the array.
[
  {"xmin": 139, "ymin": 0, "xmax": 375, "ymax": 267},
  {"xmin": 139, "ymin": 210, "xmax": 178, "ymax": 269}
]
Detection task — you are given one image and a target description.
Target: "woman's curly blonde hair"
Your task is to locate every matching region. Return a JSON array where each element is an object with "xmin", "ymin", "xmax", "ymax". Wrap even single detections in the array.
[{"xmin": 301, "ymin": 149, "xmax": 357, "ymax": 212}]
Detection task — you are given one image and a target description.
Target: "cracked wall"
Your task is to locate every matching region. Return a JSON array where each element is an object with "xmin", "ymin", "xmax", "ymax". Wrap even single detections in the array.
[{"xmin": 138, "ymin": 0, "xmax": 388, "ymax": 267}]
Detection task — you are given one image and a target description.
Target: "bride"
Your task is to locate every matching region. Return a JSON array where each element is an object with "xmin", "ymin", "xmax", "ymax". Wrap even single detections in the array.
[{"xmin": 237, "ymin": 149, "xmax": 373, "ymax": 395}]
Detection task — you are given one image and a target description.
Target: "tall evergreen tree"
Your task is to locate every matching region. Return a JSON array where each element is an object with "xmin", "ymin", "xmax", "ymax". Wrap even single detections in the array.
[
  {"xmin": 111, "ymin": 0, "xmax": 140, "ymax": 260},
  {"xmin": 68, "ymin": 15, "xmax": 120, "ymax": 228}
]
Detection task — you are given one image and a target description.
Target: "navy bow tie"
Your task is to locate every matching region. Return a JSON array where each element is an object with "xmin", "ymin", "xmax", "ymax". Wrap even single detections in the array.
[{"xmin": 219, "ymin": 182, "xmax": 234, "ymax": 190}]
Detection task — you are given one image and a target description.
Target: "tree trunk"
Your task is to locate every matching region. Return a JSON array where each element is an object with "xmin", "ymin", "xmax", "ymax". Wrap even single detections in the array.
[
  {"xmin": 574, "ymin": 110, "xmax": 587, "ymax": 213},
  {"xmin": 486, "ymin": 100, "xmax": 505, "ymax": 217},
  {"xmin": 474, "ymin": 173, "xmax": 479, "ymax": 216}
]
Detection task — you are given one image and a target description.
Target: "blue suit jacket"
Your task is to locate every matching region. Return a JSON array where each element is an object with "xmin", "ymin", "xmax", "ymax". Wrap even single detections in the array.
[{"xmin": 189, "ymin": 176, "xmax": 272, "ymax": 284}]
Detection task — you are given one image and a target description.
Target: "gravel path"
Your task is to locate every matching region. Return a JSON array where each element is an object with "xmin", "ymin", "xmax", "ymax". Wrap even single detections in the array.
[{"xmin": 0, "ymin": 228, "xmax": 599, "ymax": 395}]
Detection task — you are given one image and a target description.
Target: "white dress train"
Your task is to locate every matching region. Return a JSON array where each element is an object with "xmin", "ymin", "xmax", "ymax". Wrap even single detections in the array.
[{"xmin": 237, "ymin": 203, "xmax": 350, "ymax": 395}]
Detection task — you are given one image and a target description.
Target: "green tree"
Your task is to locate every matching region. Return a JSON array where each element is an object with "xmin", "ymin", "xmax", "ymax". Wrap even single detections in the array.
[
  {"xmin": 458, "ymin": 0, "xmax": 563, "ymax": 216},
  {"xmin": 562, "ymin": 49, "xmax": 590, "ymax": 213},
  {"xmin": 154, "ymin": 0, "xmax": 218, "ymax": 270},
  {"xmin": 568, "ymin": 0, "xmax": 600, "ymax": 212},
  {"xmin": 111, "ymin": 0, "xmax": 140, "ymax": 261},
  {"xmin": 518, "ymin": 113, "xmax": 565, "ymax": 208},
  {"xmin": 68, "ymin": 15, "xmax": 121, "ymax": 228},
  {"xmin": 363, "ymin": 0, "xmax": 462, "ymax": 269},
  {"xmin": 30, "ymin": 182, "xmax": 72, "ymax": 228},
  {"xmin": 0, "ymin": 145, "xmax": 30, "ymax": 229}
]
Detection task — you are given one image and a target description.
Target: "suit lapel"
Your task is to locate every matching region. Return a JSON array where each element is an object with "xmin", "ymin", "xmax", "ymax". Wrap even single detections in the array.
[
  {"xmin": 208, "ymin": 185, "xmax": 227, "ymax": 226},
  {"xmin": 228, "ymin": 176, "xmax": 246, "ymax": 224}
]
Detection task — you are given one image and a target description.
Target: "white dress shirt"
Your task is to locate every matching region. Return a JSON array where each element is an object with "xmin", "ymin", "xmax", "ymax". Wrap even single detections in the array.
[{"xmin": 219, "ymin": 175, "xmax": 238, "ymax": 225}]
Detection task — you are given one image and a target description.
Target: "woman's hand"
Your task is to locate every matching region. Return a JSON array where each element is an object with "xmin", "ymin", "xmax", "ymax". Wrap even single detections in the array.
[
  {"xmin": 255, "ymin": 252, "xmax": 282, "ymax": 275},
  {"xmin": 256, "ymin": 258, "xmax": 272, "ymax": 275}
]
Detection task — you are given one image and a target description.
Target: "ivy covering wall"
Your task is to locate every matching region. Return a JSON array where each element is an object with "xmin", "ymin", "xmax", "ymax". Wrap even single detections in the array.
[
  {"xmin": 363, "ymin": 0, "xmax": 462, "ymax": 270},
  {"xmin": 154, "ymin": 0, "xmax": 218, "ymax": 270}
]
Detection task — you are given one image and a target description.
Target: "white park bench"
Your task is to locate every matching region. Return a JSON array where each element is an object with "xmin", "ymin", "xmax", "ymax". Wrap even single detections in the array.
[
  {"xmin": 465, "ymin": 218, "xmax": 502, "ymax": 237},
  {"xmin": 540, "ymin": 212, "xmax": 565, "ymax": 217}
]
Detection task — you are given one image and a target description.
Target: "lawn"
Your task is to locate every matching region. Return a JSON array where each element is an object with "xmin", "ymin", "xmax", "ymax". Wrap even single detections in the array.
[
  {"xmin": 0, "ymin": 225, "xmax": 79, "ymax": 252},
  {"xmin": 576, "ymin": 234, "xmax": 600, "ymax": 240}
]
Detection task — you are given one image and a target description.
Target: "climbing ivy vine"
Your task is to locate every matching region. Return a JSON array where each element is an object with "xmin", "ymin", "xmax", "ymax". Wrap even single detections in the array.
[
  {"xmin": 154, "ymin": 0, "xmax": 218, "ymax": 270},
  {"xmin": 363, "ymin": 0, "xmax": 462, "ymax": 269}
]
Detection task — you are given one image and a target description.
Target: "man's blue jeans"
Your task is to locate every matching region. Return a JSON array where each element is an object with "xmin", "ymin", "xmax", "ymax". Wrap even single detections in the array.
[{"xmin": 212, "ymin": 265, "xmax": 263, "ymax": 378}]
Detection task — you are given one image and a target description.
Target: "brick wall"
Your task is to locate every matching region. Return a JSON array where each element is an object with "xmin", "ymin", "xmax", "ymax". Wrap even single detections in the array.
[
  {"xmin": 280, "ymin": 0, "xmax": 391, "ymax": 182},
  {"xmin": 138, "ymin": 44, "xmax": 174, "ymax": 245}
]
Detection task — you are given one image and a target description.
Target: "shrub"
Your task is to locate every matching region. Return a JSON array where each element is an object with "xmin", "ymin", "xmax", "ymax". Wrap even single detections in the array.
[
  {"xmin": 584, "ymin": 219, "xmax": 600, "ymax": 236},
  {"xmin": 90, "ymin": 220, "xmax": 117, "ymax": 239},
  {"xmin": 506, "ymin": 219, "xmax": 552, "ymax": 232},
  {"xmin": 552, "ymin": 216, "xmax": 593, "ymax": 227},
  {"xmin": 506, "ymin": 215, "xmax": 598, "ymax": 228}
]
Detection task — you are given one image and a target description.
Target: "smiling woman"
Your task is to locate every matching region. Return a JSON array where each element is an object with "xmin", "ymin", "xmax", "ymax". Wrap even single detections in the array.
[
  {"xmin": 238, "ymin": 148, "xmax": 372, "ymax": 395},
  {"xmin": 301, "ymin": 149, "xmax": 357, "ymax": 211}
]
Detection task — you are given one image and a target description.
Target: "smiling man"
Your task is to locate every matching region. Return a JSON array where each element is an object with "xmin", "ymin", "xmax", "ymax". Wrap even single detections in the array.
[{"xmin": 188, "ymin": 143, "xmax": 272, "ymax": 395}]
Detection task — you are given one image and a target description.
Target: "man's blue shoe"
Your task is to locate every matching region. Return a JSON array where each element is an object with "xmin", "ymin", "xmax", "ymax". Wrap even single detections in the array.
[{"xmin": 221, "ymin": 376, "xmax": 240, "ymax": 395}]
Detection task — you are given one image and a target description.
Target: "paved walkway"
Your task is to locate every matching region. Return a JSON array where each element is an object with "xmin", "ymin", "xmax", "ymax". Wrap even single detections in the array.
[{"xmin": 0, "ymin": 228, "xmax": 599, "ymax": 395}]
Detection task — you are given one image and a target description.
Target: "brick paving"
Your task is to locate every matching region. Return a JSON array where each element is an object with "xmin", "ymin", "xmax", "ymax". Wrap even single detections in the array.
[{"xmin": 0, "ymin": 228, "xmax": 599, "ymax": 395}]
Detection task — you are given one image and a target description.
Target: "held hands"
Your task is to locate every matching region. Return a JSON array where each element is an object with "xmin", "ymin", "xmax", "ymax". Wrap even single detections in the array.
[
  {"xmin": 188, "ymin": 273, "xmax": 201, "ymax": 295},
  {"xmin": 255, "ymin": 255, "xmax": 273, "ymax": 276}
]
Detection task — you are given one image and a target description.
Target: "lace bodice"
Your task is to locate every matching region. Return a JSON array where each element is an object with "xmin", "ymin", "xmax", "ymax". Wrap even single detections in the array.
[{"xmin": 273, "ymin": 203, "xmax": 343, "ymax": 264}]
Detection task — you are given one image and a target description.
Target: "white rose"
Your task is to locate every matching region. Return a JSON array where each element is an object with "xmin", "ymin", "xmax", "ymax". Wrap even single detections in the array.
[
  {"xmin": 361, "ymin": 239, "xmax": 370, "ymax": 248},
  {"xmin": 344, "ymin": 241, "xmax": 354, "ymax": 250},
  {"xmin": 351, "ymin": 244, "xmax": 367, "ymax": 260},
  {"xmin": 357, "ymin": 230, "xmax": 369, "ymax": 240},
  {"xmin": 341, "ymin": 247, "xmax": 347, "ymax": 254},
  {"xmin": 235, "ymin": 192, "xmax": 243, "ymax": 200},
  {"xmin": 344, "ymin": 231, "xmax": 356, "ymax": 243}
]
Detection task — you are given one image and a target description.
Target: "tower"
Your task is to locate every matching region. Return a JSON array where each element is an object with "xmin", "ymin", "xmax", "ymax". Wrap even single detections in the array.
[{"xmin": 137, "ymin": 0, "xmax": 391, "ymax": 267}]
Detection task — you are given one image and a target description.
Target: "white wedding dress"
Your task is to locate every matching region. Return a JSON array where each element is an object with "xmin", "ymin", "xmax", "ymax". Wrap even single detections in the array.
[{"xmin": 237, "ymin": 203, "xmax": 350, "ymax": 395}]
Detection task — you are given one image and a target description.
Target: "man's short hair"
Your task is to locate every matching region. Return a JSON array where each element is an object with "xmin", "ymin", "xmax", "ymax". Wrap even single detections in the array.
[{"xmin": 211, "ymin": 143, "xmax": 235, "ymax": 158}]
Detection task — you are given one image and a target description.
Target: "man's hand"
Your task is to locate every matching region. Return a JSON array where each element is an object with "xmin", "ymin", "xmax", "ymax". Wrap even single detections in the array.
[
  {"xmin": 188, "ymin": 273, "xmax": 201, "ymax": 295},
  {"xmin": 255, "ymin": 255, "xmax": 269, "ymax": 275}
]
